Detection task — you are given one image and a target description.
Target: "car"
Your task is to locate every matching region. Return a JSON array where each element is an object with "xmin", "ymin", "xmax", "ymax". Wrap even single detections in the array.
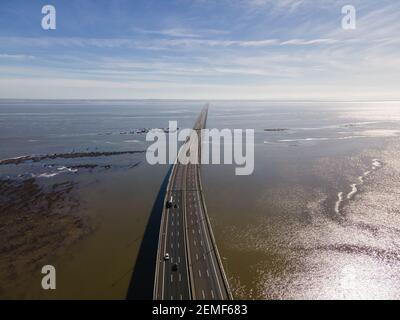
[
  {"xmin": 166, "ymin": 196, "xmax": 173, "ymax": 208},
  {"xmin": 172, "ymin": 263, "xmax": 178, "ymax": 271},
  {"xmin": 164, "ymin": 253, "xmax": 170, "ymax": 261}
]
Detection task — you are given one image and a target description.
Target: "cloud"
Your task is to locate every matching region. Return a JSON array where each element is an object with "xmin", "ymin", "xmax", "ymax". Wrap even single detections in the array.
[
  {"xmin": 246, "ymin": 0, "xmax": 305, "ymax": 11},
  {"xmin": 0, "ymin": 36, "xmax": 342, "ymax": 50},
  {"xmin": 280, "ymin": 39, "xmax": 338, "ymax": 45},
  {"xmin": 0, "ymin": 53, "xmax": 35, "ymax": 60},
  {"xmin": 135, "ymin": 28, "xmax": 202, "ymax": 38},
  {"xmin": 1, "ymin": 75, "xmax": 397, "ymax": 100},
  {"xmin": 134, "ymin": 28, "xmax": 229, "ymax": 38}
]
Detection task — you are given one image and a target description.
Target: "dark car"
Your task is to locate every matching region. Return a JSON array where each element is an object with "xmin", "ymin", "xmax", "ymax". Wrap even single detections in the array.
[
  {"xmin": 172, "ymin": 263, "xmax": 178, "ymax": 272},
  {"xmin": 166, "ymin": 196, "xmax": 173, "ymax": 208}
]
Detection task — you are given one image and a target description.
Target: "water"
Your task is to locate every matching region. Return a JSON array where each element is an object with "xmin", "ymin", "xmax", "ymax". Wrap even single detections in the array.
[{"xmin": 1, "ymin": 100, "xmax": 400, "ymax": 299}]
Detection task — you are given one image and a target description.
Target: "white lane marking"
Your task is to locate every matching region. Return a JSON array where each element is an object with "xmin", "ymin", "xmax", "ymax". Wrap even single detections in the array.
[
  {"xmin": 171, "ymin": 257, "xmax": 173, "ymax": 263},
  {"xmin": 179, "ymin": 273, "xmax": 182, "ymax": 282},
  {"xmin": 180, "ymin": 294, "xmax": 183, "ymax": 300},
  {"xmin": 177, "ymin": 231, "xmax": 180, "ymax": 237},
  {"xmin": 200, "ymin": 240, "xmax": 203, "ymax": 246},
  {"xmin": 194, "ymin": 240, "xmax": 197, "ymax": 246},
  {"xmin": 177, "ymin": 242, "xmax": 180, "ymax": 248},
  {"xmin": 177, "ymin": 221, "xmax": 179, "ymax": 226},
  {"xmin": 171, "ymin": 231, "xmax": 174, "ymax": 237},
  {"xmin": 206, "ymin": 269, "xmax": 210, "ymax": 277},
  {"xmin": 192, "ymin": 230, "xmax": 195, "ymax": 234},
  {"xmin": 178, "ymin": 256, "xmax": 181, "ymax": 263},
  {"xmin": 202, "ymin": 290, "xmax": 205, "ymax": 299},
  {"xmin": 196, "ymin": 254, "xmax": 199, "ymax": 260},
  {"xmin": 171, "ymin": 295, "xmax": 173, "ymax": 300},
  {"xmin": 198, "ymin": 270, "xmax": 202, "ymax": 278},
  {"xmin": 170, "ymin": 274, "xmax": 173, "ymax": 283},
  {"xmin": 211, "ymin": 290, "xmax": 215, "ymax": 299},
  {"xmin": 171, "ymin": 243, "xmax": 174, "ymax": 249}
]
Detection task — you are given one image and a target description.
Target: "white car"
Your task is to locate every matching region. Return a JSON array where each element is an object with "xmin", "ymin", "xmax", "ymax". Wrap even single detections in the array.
[{"xmin": 164, "ymin": 253, "xmax": 170, "ymax": 261}]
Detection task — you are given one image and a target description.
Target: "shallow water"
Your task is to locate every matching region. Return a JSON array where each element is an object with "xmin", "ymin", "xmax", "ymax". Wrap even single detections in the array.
[{"xmin": 1, "ymin": 100, "xmax": 400, "ymax": 299}]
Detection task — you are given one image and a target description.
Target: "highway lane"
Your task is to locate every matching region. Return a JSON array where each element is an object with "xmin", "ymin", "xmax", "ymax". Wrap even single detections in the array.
[
  {"xmin": 184, "ymin": 143, "xmax": 229, "ymax": 300},
  {"xmin": 155, "ymin": 163, "xmax": 191, "ymax": 300}
]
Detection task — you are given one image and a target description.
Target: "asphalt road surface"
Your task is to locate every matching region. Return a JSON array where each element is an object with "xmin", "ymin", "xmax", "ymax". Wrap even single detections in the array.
[{"xmin": 154, "ymin": 106, "xmax": 231, "ymax": 300}]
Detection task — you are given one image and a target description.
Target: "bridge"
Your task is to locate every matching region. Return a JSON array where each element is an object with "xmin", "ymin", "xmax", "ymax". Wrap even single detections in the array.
[{"xmin": 153, "ymin": 105, "xmax": 232, "ymax": 300}]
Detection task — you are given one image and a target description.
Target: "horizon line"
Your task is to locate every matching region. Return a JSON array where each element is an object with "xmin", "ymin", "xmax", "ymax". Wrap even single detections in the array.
[{"xmin": 1, "ymin": 98, "xmax": 400, "ymax": 103}]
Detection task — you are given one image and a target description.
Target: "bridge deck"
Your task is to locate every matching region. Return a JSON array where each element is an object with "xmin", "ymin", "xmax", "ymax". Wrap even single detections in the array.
[{"xmin": 154, "ymin": 105, "xmax": 232, "ymax": 300}]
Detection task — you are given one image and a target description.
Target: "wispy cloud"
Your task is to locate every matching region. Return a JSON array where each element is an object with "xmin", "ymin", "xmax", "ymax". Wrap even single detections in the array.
[
  {"xmin": 135, "ymin": 28, "xmax": 202, "ymax": 38},
  {"xmin": 134, "ymin": 27, "xmax": 228, "ymax": 38},
  {"xmin": 0, "ymin": 36, "xmax": 342, "ymax": 50},
  {"xmin": 0, "ymin": 53, "xmax": 35, "ymax": 60},
  {"xmin": 280, "ymin": 38, "xmax": 338, "ymax": 45}
]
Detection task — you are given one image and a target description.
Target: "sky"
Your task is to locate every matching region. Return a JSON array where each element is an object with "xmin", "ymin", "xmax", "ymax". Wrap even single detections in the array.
[{"xmin": 0, "ymin": 0, "xmax": 399, "ymax": 100}]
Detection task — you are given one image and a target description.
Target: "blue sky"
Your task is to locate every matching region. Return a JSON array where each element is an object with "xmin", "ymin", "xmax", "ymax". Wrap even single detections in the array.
[{"xmin": 0, "ymin": 0, "xmax": 399, "ymax": 99}]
